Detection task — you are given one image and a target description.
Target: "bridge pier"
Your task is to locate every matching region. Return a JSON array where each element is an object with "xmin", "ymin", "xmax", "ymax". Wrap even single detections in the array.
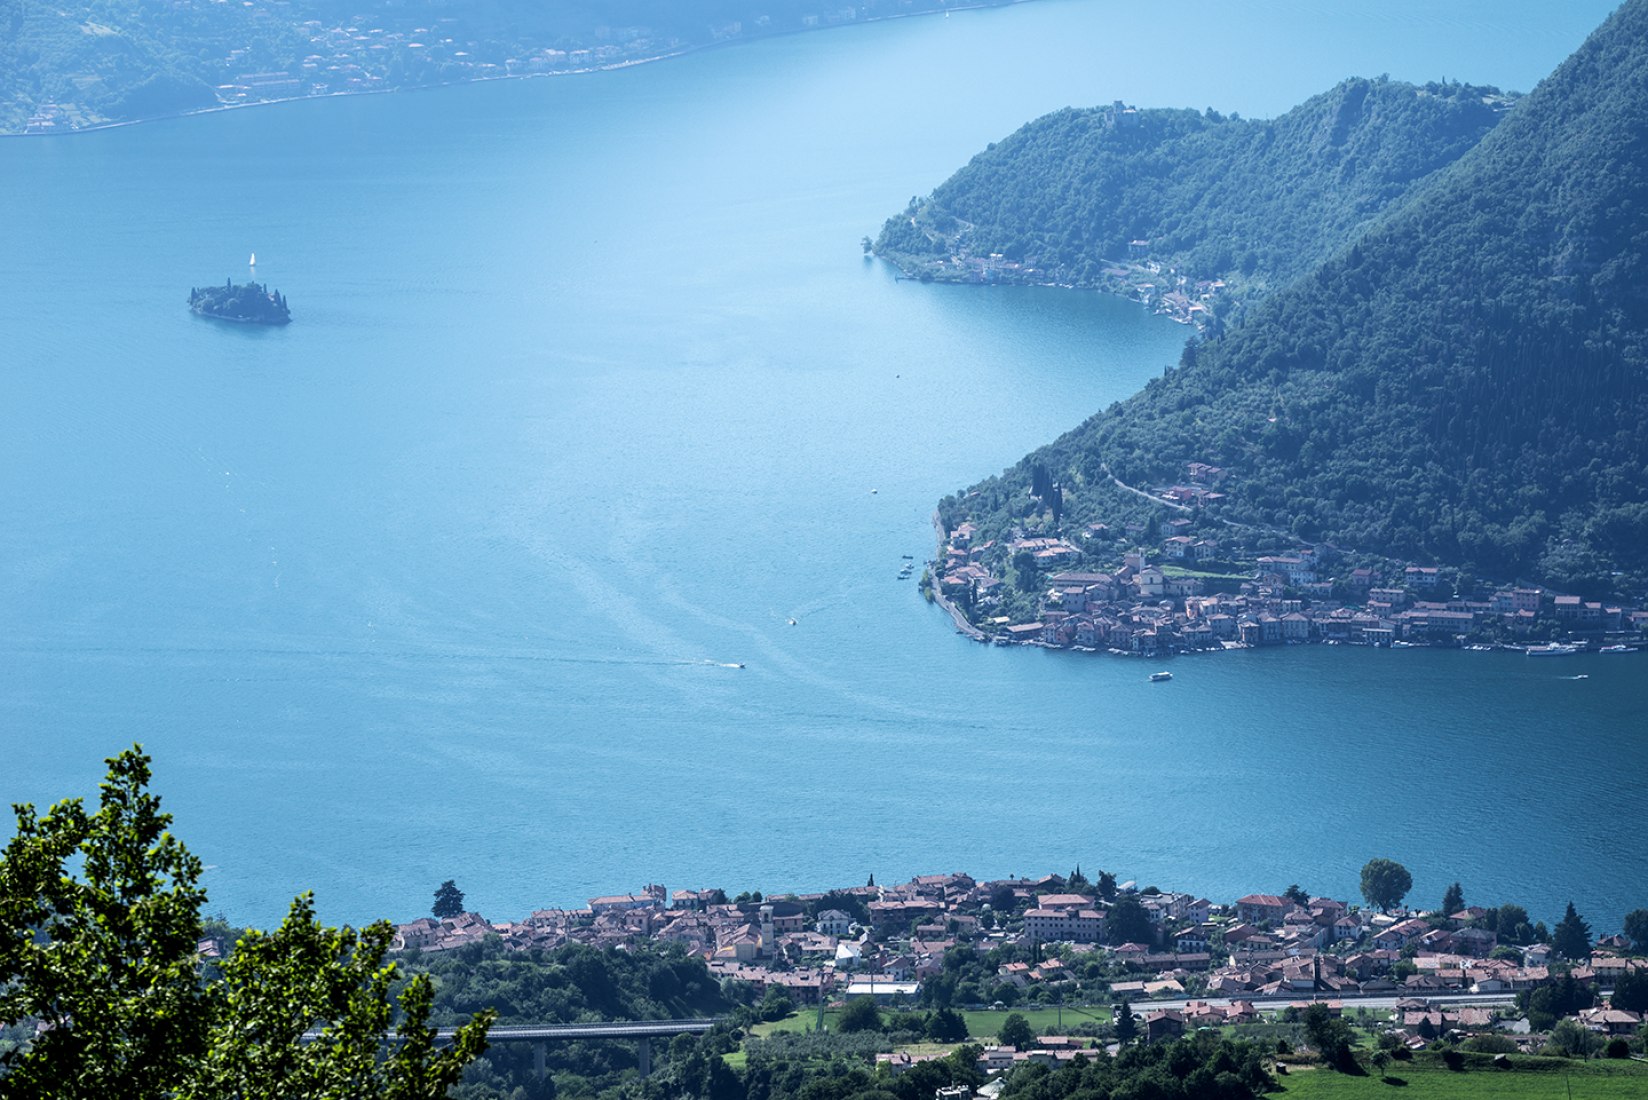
[
  {"xmin": 637, "ymin": 1036, "xmax": 651, "ymax": 1078},
  {"xmin": 534, "ymin": 1041, "xmax": 546, "ymax": 1079}
]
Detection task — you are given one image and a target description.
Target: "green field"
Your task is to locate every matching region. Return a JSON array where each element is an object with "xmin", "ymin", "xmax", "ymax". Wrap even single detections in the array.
[
  {"xmin": 1275, "ymin": 1055, "xmax": 1648, "ymax": 1099},
  {"xmin": 1159, "ymin": 563, "xmax": 1251, "ymax": 585}
]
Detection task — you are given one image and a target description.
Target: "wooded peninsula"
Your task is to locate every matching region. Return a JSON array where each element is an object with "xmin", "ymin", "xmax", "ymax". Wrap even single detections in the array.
[{"xmin": 882, "ymin": 1, "xmax": 1648, "ymax": 638}]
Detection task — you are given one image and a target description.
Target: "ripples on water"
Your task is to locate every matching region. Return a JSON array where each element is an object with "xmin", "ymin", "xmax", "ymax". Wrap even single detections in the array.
[{"xmin": 1, "ymin": 0, "xmax": 1640, "ymax": 929}]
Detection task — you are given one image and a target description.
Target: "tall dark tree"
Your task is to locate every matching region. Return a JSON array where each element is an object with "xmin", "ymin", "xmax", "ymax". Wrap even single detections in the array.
[
  {"xmin": 432, "ymin": 880, "xmax": 465, "ymax": 920},
  {"xmin": 1096, "ymin": 870, "xmax": 1118, "ymax": 902},
  {"xmin": 1623, "ymin": 908, "xmax": 1648, "ymax": 953},
  {"xmin": 837, "ymin": 996, "xmax": 882, "ymax": 1034},
  {"xmin": 997, "ymin": 1012, "xmax": 1034, "ymax": 1048},
  {"xmin": 1114, "ymin": 999, "xmax": 1137, "ymax": 1043},
  {"xmin": 1495, "ymin": 903, "xmax": 1532, "ymax": 944},
  {"xmin": 1359, "ymin": 858, "xmax": 1412, "ymax": 912},
  {"xmin": 1302, "ymin": 1003, "xmax": 1359, "ymax": 1072},
  {"xmin": 1106, "ymin": 895, "xmax": 1154, "ymax": 946},
  {"xmin": 1552, "ymin": 901, "xmax": 1592, "ymax": 961},
  {"xmin": 1283, "ymin": 884, "xmax": 1310, "ymax": 907},
  {"xmin": 1610, "ymin": 969, "xmax": 1648, "ymax": 1014},
  {"xmin": 1442, "ymin": 882, "xmax": 1466, "ymax": 916}
]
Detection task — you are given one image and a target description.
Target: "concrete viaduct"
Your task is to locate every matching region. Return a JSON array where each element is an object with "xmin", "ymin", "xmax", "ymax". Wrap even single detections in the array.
[{"xmin": 431, "ymin": 1017, "xmax": 726, "ymax": 1078}]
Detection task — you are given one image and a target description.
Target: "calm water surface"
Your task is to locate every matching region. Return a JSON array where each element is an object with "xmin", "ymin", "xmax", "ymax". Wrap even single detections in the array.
[{"xmin": 4, "ymin": 0, "xmax": 1642, "ymax": 929}]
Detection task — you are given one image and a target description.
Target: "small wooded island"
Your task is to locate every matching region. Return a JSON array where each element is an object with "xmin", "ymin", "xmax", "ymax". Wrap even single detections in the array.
[{"xmin": 188, "ymin": 279, "xmax": 291, "ymax": 324}]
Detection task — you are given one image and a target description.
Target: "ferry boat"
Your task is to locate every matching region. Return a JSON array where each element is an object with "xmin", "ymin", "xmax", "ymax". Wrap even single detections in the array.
[
  {"xmin": 1149, "ymin": 671, "xmax": 1173, "ymax": 682},
  {"xmin": 1526, "ymin": 643, "xmax": 1580, "ymax": 657}
]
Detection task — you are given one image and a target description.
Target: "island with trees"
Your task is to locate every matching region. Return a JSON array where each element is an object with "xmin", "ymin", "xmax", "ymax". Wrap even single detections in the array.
[
  {"xmin": 889, "ymin": 0, "xmax": 1648, "ymax": 625},
  {"xmin": 189, "ymin": 279, "xmax": 292, "ymax": 325}
]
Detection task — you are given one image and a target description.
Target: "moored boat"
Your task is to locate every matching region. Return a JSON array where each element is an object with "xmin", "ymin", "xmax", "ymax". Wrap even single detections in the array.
[
  {"xmin": 1526, "ymin": 643, "xmax": 1580, "ymax": 656},
  {"xmin": 1149, "ymin": 671, "xmax": 1173, "ymax": 682}
]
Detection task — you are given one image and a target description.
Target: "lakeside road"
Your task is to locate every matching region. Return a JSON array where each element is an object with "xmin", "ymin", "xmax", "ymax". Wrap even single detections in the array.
[
  {"xmin": 1122, "ymin": 991, "xmax": 1520, "ymax": 1014},
  {"xmin": 930, "ymin": 510, "xmax": 987, "ymax": 640}
]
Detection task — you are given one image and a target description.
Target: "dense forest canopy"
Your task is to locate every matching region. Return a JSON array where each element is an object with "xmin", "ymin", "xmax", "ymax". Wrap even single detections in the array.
[
  {"xmin": 927, "ymin": 0, "xmax": 1648, "ymax": 596},
  {"xmin": 877, "ymin": 77, "xmax": 1513, "ymax": 304}
]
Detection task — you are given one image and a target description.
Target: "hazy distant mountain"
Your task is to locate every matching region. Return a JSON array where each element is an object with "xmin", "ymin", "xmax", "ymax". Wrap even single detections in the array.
[
  {"xmin": 0, "ymin": 0, "xmax": 1012, "ymax": 134},
  {"xmin": 934, "ymin": 0, "xmax": 1648, "ymax": 594}
]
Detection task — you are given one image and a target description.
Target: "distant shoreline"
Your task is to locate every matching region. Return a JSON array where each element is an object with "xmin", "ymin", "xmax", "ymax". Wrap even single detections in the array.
[{"xmin": 1, "ymin": 0, "xmax": 1036, "ymax": 140}]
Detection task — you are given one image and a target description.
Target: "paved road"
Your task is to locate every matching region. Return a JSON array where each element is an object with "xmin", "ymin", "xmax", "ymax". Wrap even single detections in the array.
[
  {"xmin": 1120, "ymin": 992, "xmax": 1518, "ymax": 1015},
  {"xmin": 434, "ymin": 1018, "xmax": 725, "ymax": 1041}
]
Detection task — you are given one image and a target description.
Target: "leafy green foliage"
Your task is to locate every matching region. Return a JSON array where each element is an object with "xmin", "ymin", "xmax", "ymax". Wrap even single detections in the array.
[
  {"xmin": 999, "ymin": 1031, "xmax": 1270, "ymax": 1100},
  {"xmin": 0, "ymin": 747, "xmax": 492, "ymax": 1099},
  {"xmin": 998, "ymin": 1012, "xmax": 1034, "ymax": 1047},
  {"xmin": 1359, "ymin": 858, "xmax": 1412, "ymax": 912},
  {"xmin": 1518, "ymin": 973, "xmax": 1596, "ymax": 1031},
  {"xmin": 1106, "ymin": 895, "xmax": 1154, "ymax": 946},
  {"xmin": 837, "ymin": 997, "xmax": 883, "ymax": 1034},
  {"xmin": 0, "ymin": 749, "xmax": 210, "ymax": 1097},
  {"xmin": 1625, "ymin": 909, "xmax": 1648, "ymax": 953},
  {"xmin": 1302, "ymin": 1003, "xmax": 1359, "ymax": 1073},
  {"xmin": 433, "ymin": 880, "xmax": 465, "ymax": 920},
  {"xmin": 1611, "ymin": 970, "xmax": 1648, "ymax": 1014}
]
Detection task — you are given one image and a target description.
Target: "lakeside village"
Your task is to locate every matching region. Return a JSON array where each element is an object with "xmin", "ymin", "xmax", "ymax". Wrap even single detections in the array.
[
  {"xmin": 387, "ymin": 870, "xmax": 1648, "ymax": 1066},
  {"xmin": 929, "ymin": 462, "xmax": 1648, "ymax": 657}
]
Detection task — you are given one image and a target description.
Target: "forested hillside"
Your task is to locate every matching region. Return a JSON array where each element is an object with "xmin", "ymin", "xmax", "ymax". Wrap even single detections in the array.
[
  {"xmin": 876, "ymin": 78, "xmax": 1512, "ymax": 308},
  {"xmin": 937, "ymin": 0, "xmax": 1648, "ymax": 596}
]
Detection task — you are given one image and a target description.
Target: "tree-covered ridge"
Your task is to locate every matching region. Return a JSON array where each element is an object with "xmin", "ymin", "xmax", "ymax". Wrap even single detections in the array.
[
  {"xmin": 938, "ymin": 0, "xmax": 1648, "ymax": 596},
  {"xmin": 876, "ymin": 77, "xmax": 1512, "ymax": 307}
]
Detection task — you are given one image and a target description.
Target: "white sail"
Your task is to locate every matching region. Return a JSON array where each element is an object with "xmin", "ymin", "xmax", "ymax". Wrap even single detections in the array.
[{"xmin": 249, "ymin": 252, "xmax": 257, "ymax": 266}]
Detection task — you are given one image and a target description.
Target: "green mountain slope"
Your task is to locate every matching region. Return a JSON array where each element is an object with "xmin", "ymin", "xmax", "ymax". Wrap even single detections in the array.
[
  {"xmin": 876, "ymin": 78, "xmax": 1513, "ymax": 308},
  {"xmin": 946, "ymin": 0, "xmax": 1648, "ymax": 595}
]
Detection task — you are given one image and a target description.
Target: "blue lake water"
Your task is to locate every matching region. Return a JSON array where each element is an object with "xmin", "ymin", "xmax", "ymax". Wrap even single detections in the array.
[{"xmin": 4, "ymin": 0, "xmax": 1643, "ymax": 931}]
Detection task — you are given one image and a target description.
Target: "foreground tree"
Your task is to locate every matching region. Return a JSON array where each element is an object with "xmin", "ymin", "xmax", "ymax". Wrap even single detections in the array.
[
  {"xmin": 0, "ymin": 749, "xmax": 210, "ymax": 1096},
  {"xmin": 0, "ymin": 747, "xmax": 493, "ymax": 1099},
  {"xmin": 432, "ymin": 879, "xmax": 466, "ymax": 920},
  {"xmin": 1359, "ymin": 858, "xmax": 1412, "ymax": 912},
  {"xmin": 1442, "ymin": 882, "xmax": 1465, "ymax": 916}
]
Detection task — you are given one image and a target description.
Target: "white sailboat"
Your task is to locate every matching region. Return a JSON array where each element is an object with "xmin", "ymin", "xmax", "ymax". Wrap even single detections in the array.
[{"xmin": 249, "ymin": 252, "xmax": 257, "ymax": 267}]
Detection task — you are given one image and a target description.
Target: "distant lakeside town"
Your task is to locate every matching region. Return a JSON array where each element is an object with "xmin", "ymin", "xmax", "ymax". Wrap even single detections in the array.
[
  {"xmin": 10, "ymin": 0, "xmax": 1030, "ymax": 136},
  {"xmin": 926, "ymin": 460, "xmax": 1648, "ymax": 658},
  {"xmin": 386, "ymin": 866, "xmax": 1648, "ymax": 1059}
]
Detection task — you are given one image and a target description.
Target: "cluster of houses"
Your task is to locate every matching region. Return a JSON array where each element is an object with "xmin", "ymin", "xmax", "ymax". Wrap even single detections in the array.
[
  {"xmin": 389, "ymin": 870, "xmax": 1645, "ymax": 1057},
  {"xmin": 936, "ymin": 471, "xmax": 1648, "ymax": 654}
]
